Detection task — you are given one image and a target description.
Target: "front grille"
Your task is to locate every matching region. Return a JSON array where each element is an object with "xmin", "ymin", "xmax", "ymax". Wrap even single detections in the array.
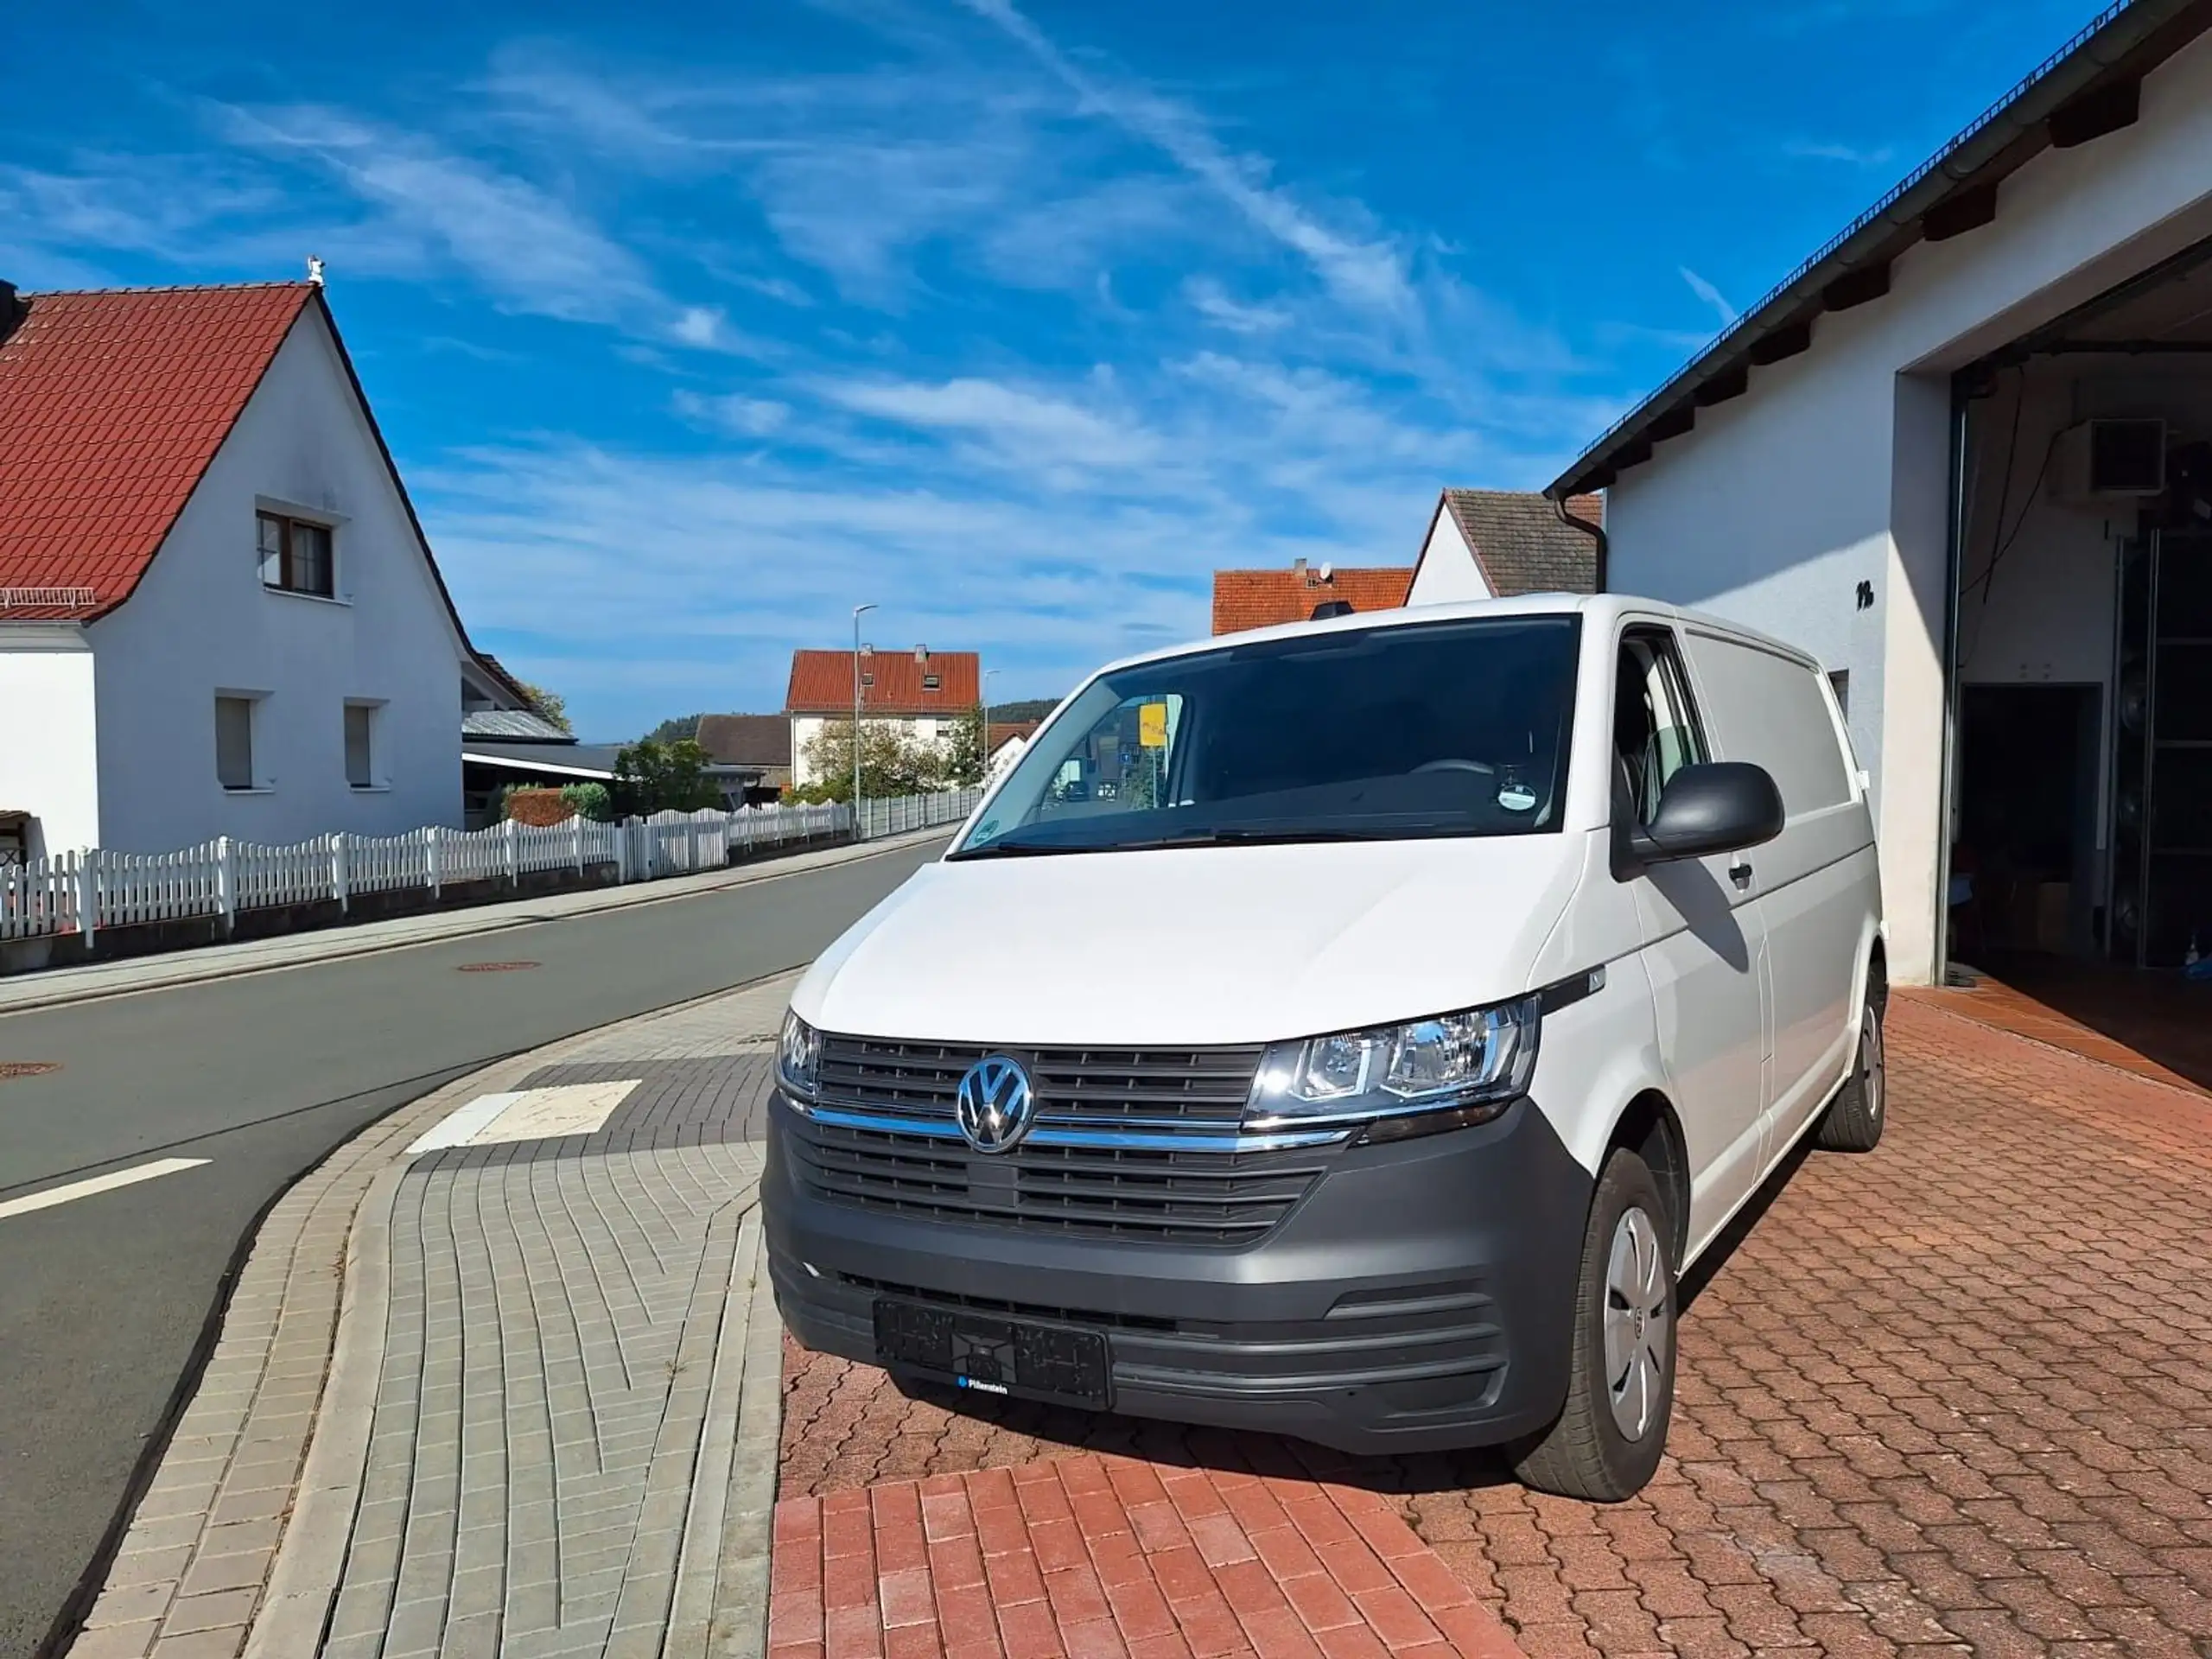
[
  {"xmin": 817, "ymin": 1036, "xmax": 1264, "ymax": 1130},
  {"xmin": 790, "ymin": 1034, "xmax": 1334, "ymax": 1245}
]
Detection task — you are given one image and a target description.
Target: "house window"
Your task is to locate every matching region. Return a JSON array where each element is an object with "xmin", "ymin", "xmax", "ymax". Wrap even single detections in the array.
[
  {"xmin": 344, "ymin": 702, "xmax": 378, "ymax": 788},
  {"xmin": 257, "ymin": 510, "xmax": 334, "ymax": 597},
  {"xmin": 922, "ymin": 674, "xmax": 941, "ymax": 690},
  {"xmin": 216, "ymin": 696, "xmax": 257, "ymax": 791}
]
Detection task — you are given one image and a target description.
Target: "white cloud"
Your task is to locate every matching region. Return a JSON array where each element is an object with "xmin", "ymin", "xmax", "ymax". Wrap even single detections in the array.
[
  {"xmin": 812, "ymin": 375, "xmax": 1164, "ymax": 474},
  {"xmin": 1677, "ymin": 265, "xmax": 1738, "ymax": 327},
  {"xmin": 1185, "ymin": 276, "xmax": 1289, "ymax": 335},
  {"xmin": 672, "ymin": 389, "xmax": 791, "ymax": 437},
  {"xmin": 1783, "ymin": 138, "xmax": 1897, "ymax": 167},
  {"xmin": 959, "ymin": 0, "xmax": 1416, "ymax": 321}
]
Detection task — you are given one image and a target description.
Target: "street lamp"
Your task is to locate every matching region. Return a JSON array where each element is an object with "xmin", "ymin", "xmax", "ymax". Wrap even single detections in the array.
[{"xmin": 852, "ymin": 602, "xmax": 877, "ymax": 833}]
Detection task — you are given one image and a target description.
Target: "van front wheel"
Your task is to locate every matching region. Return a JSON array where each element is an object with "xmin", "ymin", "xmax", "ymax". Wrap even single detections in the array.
[
  {"xmin": 1815, "ymin": 982, "xmax": 1885, "ymax": 1153},
  {"xmin": 1511, "ymin": 1148, "xmax": 1676, "ymax": 1502}
]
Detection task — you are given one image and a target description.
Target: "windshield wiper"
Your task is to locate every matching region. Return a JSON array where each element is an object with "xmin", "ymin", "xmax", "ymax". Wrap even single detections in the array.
[
  {"xmin": 947, "ymin": 838, "xmax": 1116, "ymax": 860},
  {"xmin": 953, "ymin": 825, "xmax": 1459, "ymax": 860}
]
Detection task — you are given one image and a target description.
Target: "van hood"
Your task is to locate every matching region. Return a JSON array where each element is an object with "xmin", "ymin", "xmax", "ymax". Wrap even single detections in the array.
[{"xmin": 793, "ymin": 836, "xmax": 1587, "ymax": 1047}]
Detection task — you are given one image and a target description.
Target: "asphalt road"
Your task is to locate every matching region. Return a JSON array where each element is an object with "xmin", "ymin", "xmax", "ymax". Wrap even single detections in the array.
[{"xmin": 0, "ymin": 838, "xmax": 939, "ymax": 1658}]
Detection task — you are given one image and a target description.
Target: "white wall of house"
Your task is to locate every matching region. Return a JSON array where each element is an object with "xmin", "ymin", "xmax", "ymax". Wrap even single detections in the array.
[
  {"xmin": 0, "ymin": 628, "xmax": 99, "ymax": 858},
  {"xmin": 789, "ymin": 712, "xmax": 959, "ymax": 787},
  {"xmin": 86, "ymin": 306, "xmax": 470, "ymax": 853},
  {"xmin": 1603, "ymin": 28, "xmax": 2212, "ymax": 982},
  {"xmin": 1406, "ymin": 504, "xmax": 1496, "ymax": 606}
]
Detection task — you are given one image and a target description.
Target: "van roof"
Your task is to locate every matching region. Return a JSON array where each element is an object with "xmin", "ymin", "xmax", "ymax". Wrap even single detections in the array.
[{"xmin": 1097, "ymin": 593, "xmax": 1824, "ymax": 679}]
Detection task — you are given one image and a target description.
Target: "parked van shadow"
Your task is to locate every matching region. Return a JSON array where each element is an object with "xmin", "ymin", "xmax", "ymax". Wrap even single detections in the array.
[{"xmin": 875, "ymin": 1130, "xmax": 1816, "ymax": 1498}]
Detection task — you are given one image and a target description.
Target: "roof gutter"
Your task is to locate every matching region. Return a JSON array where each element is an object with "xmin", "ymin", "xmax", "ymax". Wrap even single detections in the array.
[{"xmin": 1548, "ymin": 0, "xmax": 2209, "ymax": 502}]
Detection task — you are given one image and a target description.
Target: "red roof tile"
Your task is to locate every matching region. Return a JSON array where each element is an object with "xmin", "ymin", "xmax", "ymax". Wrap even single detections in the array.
[
  {"xmin": 0, "ymin": 283, "xmax": 316, "ymax": 620},
  {"xmin": 785, "ymin": 648, "xmax": 981, "ymax": 715},
  {"xmin": 1211, "ymin": 564, "xmax": 1414, "ymax": 635}
]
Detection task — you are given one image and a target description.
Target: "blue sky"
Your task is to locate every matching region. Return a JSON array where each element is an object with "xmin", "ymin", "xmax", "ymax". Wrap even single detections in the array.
[{"xmin": 4, "ymin": 0, "xmax": 2104, "ymax": 738}]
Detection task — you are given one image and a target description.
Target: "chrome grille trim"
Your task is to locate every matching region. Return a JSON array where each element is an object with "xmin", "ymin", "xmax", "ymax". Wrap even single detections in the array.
[
  {"xmin": 788, "ymin": 1033, "xmax": 1339, "ymax": 1243},
  {"xmin": 794, "ymin": 1102, "xmax": 1349, "ymax": 1155}
]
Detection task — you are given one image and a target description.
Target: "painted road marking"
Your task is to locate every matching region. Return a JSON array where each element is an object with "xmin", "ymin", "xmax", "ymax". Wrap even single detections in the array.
[
  {"xmin": 0, "ymin": 1157, "xmax": 212, "ymax": 1221},
  {"xmin": 407, "ymin": 1081, "xmax": 640, "ymax": 1154}
]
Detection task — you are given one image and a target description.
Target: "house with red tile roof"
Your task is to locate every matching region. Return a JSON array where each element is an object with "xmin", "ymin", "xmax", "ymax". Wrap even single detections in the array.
[
  {"xmin": 784, "ymin": 646, "xmax": 980, "ymax": 788},
  {"xmin": 0, "ymin": 276, "xmax": 501, "ymax": 860},
  {"xmin": 1210, "ymin": 562, "xmax": 1415, "ymax": 634}
]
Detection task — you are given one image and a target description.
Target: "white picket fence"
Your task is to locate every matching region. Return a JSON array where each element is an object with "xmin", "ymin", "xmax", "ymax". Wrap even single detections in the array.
[
  {"xmin": 0, "ymin": 799, "xmax": 880, "ymax": 943},
  {"xmin": 856, "ymin": 786, "xmax": 985, "ymax": 841},
  {"xmin": 0, "ymin": 786, "xmax": 987, "ymax": 945}
]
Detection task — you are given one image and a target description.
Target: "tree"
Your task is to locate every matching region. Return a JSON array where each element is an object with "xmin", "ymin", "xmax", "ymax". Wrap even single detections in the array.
[
  {"xmin": 514, "ymin": 680, "xmax": 572, "ymax": 734},
  {"xmin": 988, "ymin": 696, "xmax": 1061, "ymax": 725},
  {"xmin": 613, "ymin": 738, "xmax": 722, "ymax": 816},
  {"xmin": 641, "ymin": 713, "xmax": 707, "ymax": 746},
  {"xmin": 943, "ymin": 708, "xmax": 985, "ymax": 786},
  {"xmin": 794, "ymin": 720, "xmax": 950, "ymax": 803}
]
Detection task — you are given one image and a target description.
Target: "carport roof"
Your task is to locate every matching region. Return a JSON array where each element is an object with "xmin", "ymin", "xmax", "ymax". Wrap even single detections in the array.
[{"xmin": 1550, "ymin": 0, "xmax": 2212, "ymax": 503}]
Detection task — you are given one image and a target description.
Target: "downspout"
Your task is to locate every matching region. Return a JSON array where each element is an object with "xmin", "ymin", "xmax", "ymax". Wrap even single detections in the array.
[{"xmin": 1551, "ymin": 493, "xmax": 1609, "ymax": 592}]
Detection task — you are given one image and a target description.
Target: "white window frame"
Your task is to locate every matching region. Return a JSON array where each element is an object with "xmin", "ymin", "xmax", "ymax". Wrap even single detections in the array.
[
  {"xmin": 214, "ymin": 690, "xmax": 271, "ymax": 793},
  {"xmin": 344, "ymin": 698, "xmax": 388, "ymax": 791}
]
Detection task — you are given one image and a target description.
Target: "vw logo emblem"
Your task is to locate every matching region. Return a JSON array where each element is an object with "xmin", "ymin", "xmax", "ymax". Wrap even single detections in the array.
[{"xmin": 956, "ymin": 1055, "xmax": 1035, "ymax": 1154}]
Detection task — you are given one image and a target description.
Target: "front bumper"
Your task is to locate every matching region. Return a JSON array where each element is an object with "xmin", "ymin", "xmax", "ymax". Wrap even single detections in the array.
[{"xmin": 763, "ymin": 1090, "xmax": 1592, "ymax": 1453}]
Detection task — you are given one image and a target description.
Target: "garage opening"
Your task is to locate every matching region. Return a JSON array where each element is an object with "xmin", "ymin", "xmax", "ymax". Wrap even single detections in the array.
[{"xmin": 1944, "ymin": 233, "xmax": 2212, "ymax": 1082}]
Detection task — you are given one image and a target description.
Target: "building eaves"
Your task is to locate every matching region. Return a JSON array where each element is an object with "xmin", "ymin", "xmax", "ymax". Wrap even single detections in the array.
[{"xmin": 1549, "ymin": 0, "xmax": 2212, "ymax": 501}]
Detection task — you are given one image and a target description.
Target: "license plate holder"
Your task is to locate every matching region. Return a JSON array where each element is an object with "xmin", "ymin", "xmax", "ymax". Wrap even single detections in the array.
[{"xmin": 873, "ymin": 1297, "xmax": 1111, "ymax": 1410}]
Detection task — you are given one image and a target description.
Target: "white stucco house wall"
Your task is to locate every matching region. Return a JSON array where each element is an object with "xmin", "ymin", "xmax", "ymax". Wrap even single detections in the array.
[
  {"xmin": 1546, "ymin": 0, "xmax": 2212, "ymax": 982},
  {"xmin": 0, "ymin": 277, "xmax": 492, "ymax": 860}
]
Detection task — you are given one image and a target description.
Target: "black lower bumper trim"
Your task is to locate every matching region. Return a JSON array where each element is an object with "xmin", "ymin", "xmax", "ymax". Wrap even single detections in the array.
[{"xmin": 766, "ymin": 1093, "xmax": 1593, "ymax": 1454}]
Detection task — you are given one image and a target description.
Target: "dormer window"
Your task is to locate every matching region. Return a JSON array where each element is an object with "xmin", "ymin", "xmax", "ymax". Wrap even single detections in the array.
[
  {"xmin": 861, "ymin": 671, "xmax": 875, "ymax": 688},
  {"xmin": 258, "ymin": 510, "xmax": 334, "ymax": 598},
  {"xmin": 922, "ymin": 674, "xmax": 941, "ymax": 691}
]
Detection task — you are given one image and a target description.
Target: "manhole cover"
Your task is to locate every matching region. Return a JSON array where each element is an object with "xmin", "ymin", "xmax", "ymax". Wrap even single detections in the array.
[
  {"xmin": 457, "ymin": 961, "xmax": 540, "ymax": 973},
  {"xmin": 0, "ymin": 1062, "xmax": 60, "ymax": 1081}
]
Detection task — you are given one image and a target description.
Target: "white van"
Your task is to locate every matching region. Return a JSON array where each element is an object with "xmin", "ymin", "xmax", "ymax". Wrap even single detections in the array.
[{"xmin": 766, "ymin": 594, "xmax": 1885, "ymax": 1500}]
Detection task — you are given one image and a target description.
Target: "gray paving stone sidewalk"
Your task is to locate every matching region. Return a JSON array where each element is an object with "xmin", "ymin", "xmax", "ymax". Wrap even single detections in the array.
[{"xmin": 68, "ymin": 975, "xmax": 797, "ymax": 1659}]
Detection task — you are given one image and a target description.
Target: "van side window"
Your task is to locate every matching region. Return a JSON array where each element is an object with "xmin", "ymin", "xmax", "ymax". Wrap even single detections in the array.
[
  {"xmin": 1680, "ymin": 632, "xmax": 1853, "ymax": 814},
  {"xmin": 1614, "ymin": 631, "xmax": 1707, "ymax": 824}
]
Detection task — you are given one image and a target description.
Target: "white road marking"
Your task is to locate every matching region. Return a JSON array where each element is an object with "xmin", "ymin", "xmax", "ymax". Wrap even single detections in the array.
[
  {"xmin": 0, "ymin": 1157, "xmax": 212, "ymax": 1221},
  {"xmin": 406, "ymin": 1092, "xmax": 521, "ymax": 1154},
  {"xmin": 407, "ymin": 1082, "xmax": 640, "ymax": 1155}
]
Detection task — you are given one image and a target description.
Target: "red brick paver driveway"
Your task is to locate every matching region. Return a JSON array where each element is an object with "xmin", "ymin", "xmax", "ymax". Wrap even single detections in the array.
[{"xmin": 784, "ymin": 999, "xmax": 2212, "ymax": 1656}]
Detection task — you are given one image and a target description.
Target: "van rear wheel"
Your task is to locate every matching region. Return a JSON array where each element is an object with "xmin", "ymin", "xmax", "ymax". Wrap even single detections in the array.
[
  {"xmin": 1815, "ymin": 981, "xmax": 1886, "ymax": 1153},
  {"xmin": 1511, "ymin": 1147, "xmax": 1675, "ymax": 1503}
]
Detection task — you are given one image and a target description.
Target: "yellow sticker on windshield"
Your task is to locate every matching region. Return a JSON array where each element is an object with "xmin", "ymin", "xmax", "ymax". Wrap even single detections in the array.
[{"xmin": 1139, "ymin": 702, "xmax": 1168, "ymax": 747}]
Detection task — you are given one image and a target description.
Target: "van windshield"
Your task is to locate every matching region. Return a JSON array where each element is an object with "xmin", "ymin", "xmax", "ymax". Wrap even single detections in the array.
[{"xmin": 952, "ymin": 615, "xmax": 1581, "ymax": 859}]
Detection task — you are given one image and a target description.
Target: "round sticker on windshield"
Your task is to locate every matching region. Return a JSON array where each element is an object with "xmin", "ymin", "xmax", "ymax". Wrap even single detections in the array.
[{"xmin": 1497, "ymin": 783, "xmax": 1537, "ymax": 812}]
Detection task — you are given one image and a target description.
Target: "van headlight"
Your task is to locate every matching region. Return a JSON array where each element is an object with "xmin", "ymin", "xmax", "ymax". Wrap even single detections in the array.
[
  {"xmin": 779, "ymin": 1010, "xmax": 822, "ymax": 1100},
  {"xmin": 1244, "ymin": 996, "xmax": 1540, "ymax": 1141}
]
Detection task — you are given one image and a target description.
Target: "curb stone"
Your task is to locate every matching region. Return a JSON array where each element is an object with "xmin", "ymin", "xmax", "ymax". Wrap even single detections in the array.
[{"xmin": 64, "ymin": 972, "xmax": 802, "ymax": 1659}]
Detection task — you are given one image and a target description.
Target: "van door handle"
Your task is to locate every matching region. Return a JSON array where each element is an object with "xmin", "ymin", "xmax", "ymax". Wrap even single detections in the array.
[{"xmin": 1729, "ymin": 859, "xmax": 1753, "ymax": 890}]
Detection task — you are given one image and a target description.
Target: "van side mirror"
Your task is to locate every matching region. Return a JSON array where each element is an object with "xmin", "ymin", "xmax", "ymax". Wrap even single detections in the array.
[{"xmin": 1618, "ymin": 761, "xmax": 1784, "ymax": 871}]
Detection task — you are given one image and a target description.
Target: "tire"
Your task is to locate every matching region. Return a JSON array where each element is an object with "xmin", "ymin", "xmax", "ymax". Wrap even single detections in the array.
[
  {"xmin": 1815, "ymin": 976, "xmax": 1886, "ymax": 1153},
  {"xmin": 1511, "ymin": 1148, "xmax": 1676, "ymax": 1502}
]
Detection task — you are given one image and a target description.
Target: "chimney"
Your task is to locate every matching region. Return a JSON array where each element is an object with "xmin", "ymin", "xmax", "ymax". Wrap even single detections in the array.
[
  {"xmin": 914, "ymin": 645, "xmax": 929, "ymax": 664},
  {"xmin": 1292, "ymin": 557, "xmax": 1308, "ymax": 585},
  {"xmin": 858, "ymin": 642, "xmax": 874, "ymax": 658},
  {"xmin": 306, "ymin": 256, "xmax": 326, "ymax": 287},
  {"xmin": 0, "ymin": 281, "xmax": 25, "ymax": 349}
]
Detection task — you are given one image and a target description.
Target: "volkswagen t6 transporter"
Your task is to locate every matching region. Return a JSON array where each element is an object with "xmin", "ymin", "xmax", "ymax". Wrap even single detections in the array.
[{"xmin": 765, "ymin": 594, "xmax": 1885, "ymax": 1500}]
